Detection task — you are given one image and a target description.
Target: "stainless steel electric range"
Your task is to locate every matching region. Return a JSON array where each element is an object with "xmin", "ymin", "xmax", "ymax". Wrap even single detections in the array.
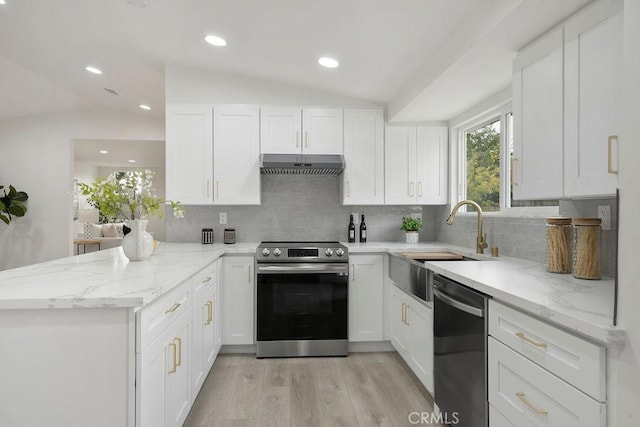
[{"xmin": 256, "ymin": 241, "xmax": 349, "ymax": 358}]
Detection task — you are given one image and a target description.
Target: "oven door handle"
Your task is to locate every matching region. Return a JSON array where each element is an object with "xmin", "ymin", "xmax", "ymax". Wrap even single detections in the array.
[
  {"xmin": 433, "ymin": 286, "xmax": 484, "ymax": 318},
  {"xmin": 257, "ymin": 263, "xmax": 349, "ymax": 275}
]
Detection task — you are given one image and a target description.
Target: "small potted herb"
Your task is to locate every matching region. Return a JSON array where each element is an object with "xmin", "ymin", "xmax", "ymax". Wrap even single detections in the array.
[{"xmin": 401, "ymin": 216, "xmax": 422, "ymax": 244}]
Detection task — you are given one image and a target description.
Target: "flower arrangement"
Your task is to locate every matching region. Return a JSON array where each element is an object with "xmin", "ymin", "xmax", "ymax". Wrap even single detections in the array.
[{"xmin": 78, "ymin": 170, "xmax": 184, "ymax": 222}]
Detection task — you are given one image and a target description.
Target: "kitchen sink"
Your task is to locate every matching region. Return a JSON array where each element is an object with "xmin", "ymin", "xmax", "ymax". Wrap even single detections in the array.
[{"xmin": 398, "ymin": 251, "xmax": 471, "ymax": 262}]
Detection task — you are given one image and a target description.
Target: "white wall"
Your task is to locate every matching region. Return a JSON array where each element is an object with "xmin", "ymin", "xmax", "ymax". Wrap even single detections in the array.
[
  {"xmin": 611, "ymin": 1, "xmax": 640, "ymax": 424},
  {"xmin": 166, "ymin": 64, "xmax": 383, "ymax": 107},
  {"xmin": 0, "ymin": 108, "xmax": 163, "ymax": 270}
]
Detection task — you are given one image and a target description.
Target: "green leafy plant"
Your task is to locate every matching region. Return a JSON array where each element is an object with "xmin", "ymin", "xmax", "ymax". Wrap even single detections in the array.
[
  {"xmin": 79, "ymin": 170, "xmax": 184, "ymax": 223},
  {"xmin": 401, "ymin": 216, "xmax": 422, "ymax": 232},
  {"xmin": 0, "ymin": 185, "xmax": 29, "ymax": 225}
]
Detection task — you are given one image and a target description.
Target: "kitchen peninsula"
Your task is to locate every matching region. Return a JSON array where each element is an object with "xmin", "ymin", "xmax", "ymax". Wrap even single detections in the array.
[{"xmin": 0, "ymin": 242, "xmax": 622, "ymax": 426}]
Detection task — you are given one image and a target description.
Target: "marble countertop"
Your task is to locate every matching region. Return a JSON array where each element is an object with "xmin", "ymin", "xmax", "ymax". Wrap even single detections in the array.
[
  {"xmin": 344, "ymin": 242, "xmax": 621, "ymax": 345},
  {"xmin": 0, "ymin": 243, "xmax": 258, "ymax": 310},
  {"xmin": 0, "ymin": 240, "xmax": 621, "ymax": 344}
]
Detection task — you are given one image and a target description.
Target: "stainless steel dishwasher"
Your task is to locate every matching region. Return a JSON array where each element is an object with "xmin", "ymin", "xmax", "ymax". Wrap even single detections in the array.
[{"xmin": 433, "ymin": 274, "xmax": 489, "ymax": 427}]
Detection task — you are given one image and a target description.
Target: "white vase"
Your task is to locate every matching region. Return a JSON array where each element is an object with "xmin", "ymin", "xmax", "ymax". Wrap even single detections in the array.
[
  {"xmin": 405, "ymin": 231, "xmax": 419, "ymax": 244},
  {"xmin": 122, "ymin": 219, "xmax": 154, "ymax": 262}
]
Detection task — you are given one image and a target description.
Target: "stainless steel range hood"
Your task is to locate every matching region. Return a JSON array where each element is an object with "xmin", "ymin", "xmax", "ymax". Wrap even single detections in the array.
[{"xmin": 260, "ymin": 154, "xmax": 345, "ymax": 175}]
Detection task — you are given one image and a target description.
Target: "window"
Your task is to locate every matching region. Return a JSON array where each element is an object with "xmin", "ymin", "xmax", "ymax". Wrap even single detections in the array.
[{"xmin": 457, "ymin": 106, "xmax": 558, "ymax": 214}]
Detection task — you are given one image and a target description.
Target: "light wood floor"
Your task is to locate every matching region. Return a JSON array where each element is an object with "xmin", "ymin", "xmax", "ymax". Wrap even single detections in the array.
[{"xmin": 184, "ymin": 352, "xmax": 442, "ymax": 427}]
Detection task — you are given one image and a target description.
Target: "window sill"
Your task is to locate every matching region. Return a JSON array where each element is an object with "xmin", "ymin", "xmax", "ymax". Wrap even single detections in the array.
[{"xmin": 455, "ymin": 206, "xmax": 559, "ymax": 219}]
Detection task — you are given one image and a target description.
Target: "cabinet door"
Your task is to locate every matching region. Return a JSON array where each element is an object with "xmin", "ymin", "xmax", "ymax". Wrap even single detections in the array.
[
  {"xmin": 343, "ymin": 109, "xmax": 385, "ymax": 205},
  {"xmin": 385, "ymin": 126, "xmax": 416, "ymax": 205},
  {"xmin": 302, "ymin": 108, "xmax": 344, "ymax": 154},
  {"xmin": 512, "ymin": 27, "xmax": 564, "ymax": 200},
  {"xmin": 166, "ymin": 104, "xmax": 213, "ymax": 204},
  {"xmin": 138, "ymin": 310, "xmax": 191, "ymax": 427},
  {"xmin": 408, "ymin": 301, "xmax": 433, "ymax": 394},
  {"xmin": 391, "ymin": 288, "xmax": 410, "ymax": 356},
  {"xmin": 222, "ymin": 256, "xmax": 255, "ymax": 345},
  {"xmin": 348, "ymin": 255, "xmax": 384, "ymax": 342},
  {"xmin": 260, "ymin": 107, "xmax": 302, "ymax": 154},
  {"xmin": 564, "ymin": 0, "xmax": 622, "ymax": 197},
  {"xmin": 213, "ymin": 105, "xmax": 261, "ymax": 205},
  {"xmin": 191, "ymin": 289, "xmax": 215, "ymax": 398},
  {"xmin": 416, "ymin": 126, "xmax": 448, "ymax": 205}
]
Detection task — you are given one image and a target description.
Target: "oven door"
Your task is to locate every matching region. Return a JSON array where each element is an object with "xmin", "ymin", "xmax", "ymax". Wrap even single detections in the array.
[{"xmin": 256, "ymin": 263, "xmax": 348, "ymax": 342}]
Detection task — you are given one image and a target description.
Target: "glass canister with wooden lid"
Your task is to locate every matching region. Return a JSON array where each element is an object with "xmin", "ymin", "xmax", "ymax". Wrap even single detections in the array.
[
  {"xmin": 546, "ymin": 217, "xmax": 572, "ymax": 273},
  {"xmin": 572, "ymin": 218, "xmax": 602, "ymax": 280}
]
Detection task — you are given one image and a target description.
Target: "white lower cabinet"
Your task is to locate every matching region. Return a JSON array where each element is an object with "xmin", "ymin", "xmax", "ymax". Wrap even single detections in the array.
[
  {"xmin": 222, "ymin": 256, "xmax": 255, "ymax": 345},
  {"xmin": 390, "ymin": 286, "xmax": 434, "ymax": 394},
  {"xmin": 488, "ymin": 300, "xmax": 606, "ymax": 427},
  {"xmin": 489, "ymin": 404, "xmax": 514, "ymax": 427},
  {"xmin": 349, "ymin": 254, "xmax": 384, "ymax": 341}
]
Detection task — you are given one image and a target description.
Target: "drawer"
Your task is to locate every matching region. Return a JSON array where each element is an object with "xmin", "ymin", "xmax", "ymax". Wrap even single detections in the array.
[
  {"xmin": 489, "ymin": 337, "xmax": 606, "ymax": 427},
  {"xmin": 192, "ymin": 262, "xmax": 217, "ymax": 302},
  {"xmin": 490, "ymin": 404, "xmax": 514, "ymax": 427},
  {"xmin": 137, "ymin": 281, "xmax": 191, "ymax": 352},
  {"xmin": 489, "ymin": 300, "xmax": 605, "ymax": 401}
]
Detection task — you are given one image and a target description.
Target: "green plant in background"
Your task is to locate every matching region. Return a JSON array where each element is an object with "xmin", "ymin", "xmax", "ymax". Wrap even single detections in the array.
[
  {"xmin": 401, "ymin": 216, "xmax": 422, "ymax": 232},
  {"xmin": 79, "ymin": 170, "xmax": 184, "ymax": 222},
  {"xmin": 0, "ymin": 185, "xmax": 29, "ymax": 225}
]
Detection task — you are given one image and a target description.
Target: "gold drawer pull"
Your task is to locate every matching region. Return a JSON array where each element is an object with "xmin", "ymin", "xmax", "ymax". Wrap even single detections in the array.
[
  {"xmin": 165, "ymin": 302, "xmax": 181, "ymax": 314},
  {"xmin": 174, "ymin": 337, "xmax": 182, "ymax": 367},
  {"xmin": 515, "ymin": 332, "xmax": 547, "ymax": 348},
  {"xmin": 608, "ymin": 135, "xmax": 619, "ymax": 174},
  {"xmin": 168, "ymin": 342, "xmax": 177, "ymax": 374},
  {"xmin": 202, "ymin": 276, "xmax": 213, "ymax": 284},
  {"xmin": 516, "ymin": 392, "xmax": 548, "ymax": 415}
]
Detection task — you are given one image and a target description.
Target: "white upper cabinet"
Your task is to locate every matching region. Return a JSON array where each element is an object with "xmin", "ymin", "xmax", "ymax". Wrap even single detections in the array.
[
  {"xmin": 213, "ymin": 105, "xmax": 261, "ymax": 205},
  {"xmin": 385, "ymin": 125, "xmax": 448, "ymax": 205},
  {"xmin": 260, "ymin": 107, "xmax": 343, "ymax": 155},
  {"xmin": 512, "ymin": 28, "xmax": 564, "ymax": 200},
  {"xmin": 564, "ymin": 0, "xmax": 622, "ymax": 197},
  {"xmin": 166, "ymin": 104, "xmax": 213, "ymax": 204},
  {"xmin": 342, "ymin": 109, "xmax": 385, "ymax": 205}
]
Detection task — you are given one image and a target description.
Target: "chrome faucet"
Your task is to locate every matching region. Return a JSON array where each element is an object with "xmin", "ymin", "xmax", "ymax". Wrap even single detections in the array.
[{"xmin": 446, "ymin": 200, "xmax": 488, "ymax": 254}]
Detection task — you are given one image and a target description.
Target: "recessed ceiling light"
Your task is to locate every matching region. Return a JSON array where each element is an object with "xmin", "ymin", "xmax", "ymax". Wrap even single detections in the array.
[
  {"xmin": 139, "ymin": 104, "xmax": 151, "ymax": 111},
  {"xmin": 204, "ymin": 35, "xmax": 227, "ymax": 47},
  {"xmin": 128, "ymin": 159, "xmax": 137, "ymax": 163},
  {"xmin": 318, "ymin": 57, "xmax": 339, "ymax": 68},
  {"xmin": 0, "ymin": 1, "xmax": 6, "ymax": 5},
  {"xmin": 99, "ymin": 150, "xmax": 108, "ymax": 154},
  {"xmin": 85, "ymin": 66, "xmax": 103, "ymax": 75}
]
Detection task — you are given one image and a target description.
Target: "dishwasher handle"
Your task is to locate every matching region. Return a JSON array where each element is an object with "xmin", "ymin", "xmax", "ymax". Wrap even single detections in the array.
[{"xmin": 433, "ymin": 286, "xmax": 484, "ymax": 318}]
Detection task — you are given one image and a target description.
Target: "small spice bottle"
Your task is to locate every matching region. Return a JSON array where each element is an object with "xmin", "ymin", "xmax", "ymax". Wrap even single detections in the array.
[
  {"xmin": 546, "ymin": 217, "xmax": 572, "ymax": 273},
  {"xmin": 572, "ymin": 218, "xmax": 602, "ymax": 280}
]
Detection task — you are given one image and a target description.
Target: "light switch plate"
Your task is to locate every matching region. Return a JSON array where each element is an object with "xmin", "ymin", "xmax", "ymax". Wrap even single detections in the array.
[{"xmin": 219, "ymin": 212, "xmax": 227, "ymax": 225}]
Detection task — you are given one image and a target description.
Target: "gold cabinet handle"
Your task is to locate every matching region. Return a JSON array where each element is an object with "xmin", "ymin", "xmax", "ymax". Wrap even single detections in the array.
[
  {"xmin": 515, "ymin": 392, "xmax": 548, "ymax": 415},
  {"xmin": 408, "ymin": 182, "xmax": 415, "ymax": 197},
  {"xmin": 515, "ymin": 332, "xmax": 548, "ymax": 348},
  {"xmin": 417, "ymin": 181, "xmax": 423, "ymax": 197},
  {"xmin": 174, "ymin": 337, "xmax": 182, "ymax": 367},
  {"xmin": 511, "ymin": 157, "xmax": 518, "ymax": 186},
  {"xmin": 202, "ymin": 276, "xmax": 213, "ymax": 284},
  {"xmin": 168, "ymin": 342, "xmax": 177, "ymax": 374},
  {"xmin": 165, "ymin": 302, "xmax": 181, "ymax": 314},
  {"xmin": 405, "ymin": 304, "xmax": 410, "ymax": 326},
  {"xmin": 401, "ymin": 303, "xmax": 405, "ymax": 324},
  {"xmin": 204, "ymin": 301, "xmax": 213, "ymax": 325},
  {"xmin": 608, "ymin": 135, "xmax": 619, "ymax": 174},
  {"xmin": 296, "ymin": 131, "xmax": 300, "ymax": 148},
  {"xmin": 305, "ymin": 131, "xmax": 308, "ymax": 148}
]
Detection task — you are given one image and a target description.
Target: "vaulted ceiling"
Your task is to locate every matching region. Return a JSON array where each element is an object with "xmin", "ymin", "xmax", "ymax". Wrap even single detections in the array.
[{"xmin": 0, "ymin": 0, "xmax": 592, "ymax": 123}]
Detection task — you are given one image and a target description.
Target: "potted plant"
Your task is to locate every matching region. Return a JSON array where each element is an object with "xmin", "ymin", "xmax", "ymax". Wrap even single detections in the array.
[
  {"xmin": 79, "ymin": 170, "xmax": 184, "ymax": 261},
  {"xmin": 401, "ymin": 216, "xmax": 422, "ymax": 244},
  {"xmin": 0, "ymin": 185, "xmax": 29, "ymax": 225}
]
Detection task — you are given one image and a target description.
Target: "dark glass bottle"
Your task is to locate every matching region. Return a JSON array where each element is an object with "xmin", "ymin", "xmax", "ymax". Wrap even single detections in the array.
[
  {"xmin": 348, "ymin": 215, "xmax": 356, "ymax": 243},
  {"xmin": 359, "ymin": 214, "xmax": 367, "ymax": 243}
]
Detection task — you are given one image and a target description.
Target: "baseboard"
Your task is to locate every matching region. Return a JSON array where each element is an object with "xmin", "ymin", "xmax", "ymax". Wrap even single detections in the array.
[{"xmin": 349, "ymin": 341, "xmax": 395, "ymax": 352}]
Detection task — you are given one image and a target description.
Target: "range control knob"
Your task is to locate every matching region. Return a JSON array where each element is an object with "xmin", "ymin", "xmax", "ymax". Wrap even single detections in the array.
[
  {"xmin": 261, "ymin": 248, "xmax": 270, "ymax": 257},
  {"xmin": 273, "ymin": 248, "xmax": 282, "ymax": 257},
  {"xmin": 325, "ymin": 248, "xmax": 334, "ymax": 257},
  {"xmin": 336, "ymin": 248, "xmax": 345, "ymax": 257}
]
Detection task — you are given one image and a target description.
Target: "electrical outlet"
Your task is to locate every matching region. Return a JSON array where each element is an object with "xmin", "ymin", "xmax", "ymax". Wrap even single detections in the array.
[
  {"xmin": 219, "ymin": 212, "xmax": 227, "ymax": 225},
  {"xmin": 598, "ymin": 205, "xmax": 611, "ymax": 231},
  {"xmin": 352, "ymin": 212, "xmax": 360, "ymax": 225}
]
